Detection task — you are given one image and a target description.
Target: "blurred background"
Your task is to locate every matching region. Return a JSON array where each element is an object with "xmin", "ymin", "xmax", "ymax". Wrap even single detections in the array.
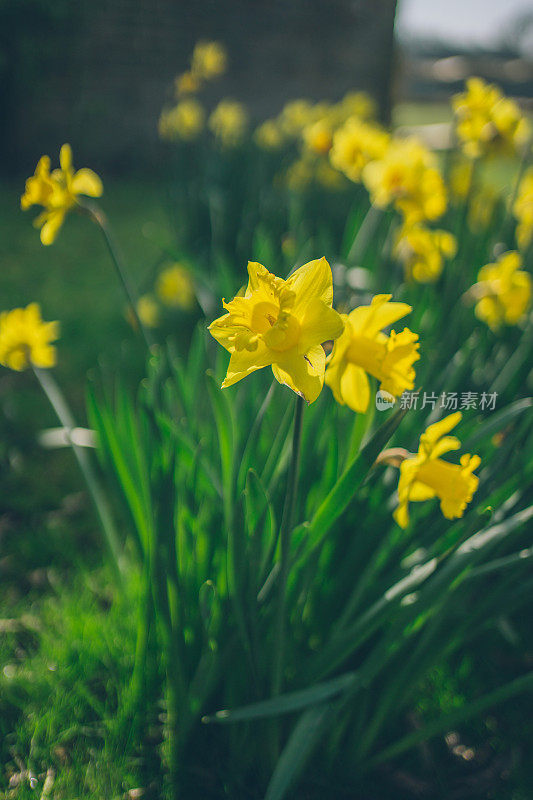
[{"xmin": 1, "ymin": 0, "xmax": 532, "ymax": 175}]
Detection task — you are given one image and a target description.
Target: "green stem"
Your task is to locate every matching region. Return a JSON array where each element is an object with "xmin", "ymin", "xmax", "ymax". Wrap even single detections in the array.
[
  {"xmin": 33, "ymin": 366, "xmax": 124, "ymax": 585},
  {"xmin": 347, "ymin": 204, "xmax": 383, "ymax": 265},
  {"xmin": 79, "ymin": 201, "xmax": 155, "ymax": 349},
  {"xmin": 272, "ymin": 394, "xmax": 305, "ymax": 697}
]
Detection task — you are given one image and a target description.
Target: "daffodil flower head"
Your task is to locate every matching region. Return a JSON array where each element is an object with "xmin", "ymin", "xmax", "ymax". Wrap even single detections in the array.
[
  {"xmin": 330, "ymin": 118, "xmax": 389, "ymax": 183},
  {"xmin": 174, "ymin": 70, "xmax": 201, "ymax": 97},
  {"xmin": 302, "ymin": 119, "xmax": 334, "ymax": 156},
  {"xmin": 136, "ymin": 295, "xmax": 160, "ymax": 329},
  {"xmin": 158, "ymin": 100, "xmax": 205, "ymax": 141},
  {"xmin": 394, "ymin": 412, "xmax": 480, "ymax": 528},
  {"xmin": 156, "ymin": 264, "xmax": 196, "ymax": 310},
  {"xmin": 254, "ymin": 120, "xmax": 284, "ymax": 151},
  {"xmin": 191, "ymin": 40, "xmax": 227, "ymax": 81},
  {"xmin": 394, "ymin": 224, "xmax": 457, "ymax": 283},
  {"xmin": 278, "ymin": 100, "xmax": 316, "ymax": 139},
  {"xmin": 209, "ymin": 100, "xmax": 249, "ymax": 148},
  {"xmin": 0, "ymin": 303, "xmax": 59, "ymax": 371},
  {"xmin": 21, "ymin": 144, "xmax": 103, "ymax": 245},
  {"xmin": 362, "ymin": 137, "xmax": 447, "ymax": 224},
  {"xmin": 325, "ymin": 294, "xmax": 420, "ymax": 413},
  {"xmin": 474, "ymin": 251, "xmax": 532, "ymax": 330},
  {"xmin": 208, "ymin": 258, "xmax": 344, "ymax": 403},
  {"xmin": 337, "ymin": 91, "xmax": 377, "ymax": 122},
  {"xmin": 513, "ymin": 167, "xmax": 533, "ymax": 251}
]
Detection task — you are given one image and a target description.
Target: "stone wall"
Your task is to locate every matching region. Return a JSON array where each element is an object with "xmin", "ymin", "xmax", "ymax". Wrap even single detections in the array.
[{"xmin": 3, "ymin": 0, "xmax": 398, "ymax": 174}]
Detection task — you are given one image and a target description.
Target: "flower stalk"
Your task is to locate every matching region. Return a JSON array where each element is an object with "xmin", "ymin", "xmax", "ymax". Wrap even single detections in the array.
[
  {"xmin": 79, "ymin": 200, "xmax": 155, "ymax": 349},
  {"xmin": 272, "ymin": 393, "xmax": 305, "ymax": 698},
  {"xmin": 33, "ymin": 366, "xmax": 124, "ymax": 584}
]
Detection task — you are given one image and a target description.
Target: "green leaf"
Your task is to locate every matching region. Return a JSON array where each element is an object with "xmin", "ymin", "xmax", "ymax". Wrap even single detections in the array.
[
  {"xmin": 461, "ymin": 398, "xmax": 533, "ymax": 451},
  {"xmin": 206, "ymin": 371, "xmax": 235, "ymax": 504},
  {"xmin": 303, "ymin": 407, "xmax": 407, "ymax": 558},
  {"xmin": 366, "ymin": 670, "xmax": 533, "ymax": 770},
  {"xmin": 264, "ymin": 705, "xmax": 332, "ymax": 800},
  {"xmin": 202, "ymin": 671, "xmax": 356, "ymax": 724}
]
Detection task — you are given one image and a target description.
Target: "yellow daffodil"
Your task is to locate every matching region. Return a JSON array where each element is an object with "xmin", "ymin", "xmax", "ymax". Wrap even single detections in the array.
[
  {"xmin": 513, "ymin": 167, "xmax": 533, "ymax": 251},
  {"xmin": 302, "ymin": 119, "xmax": 334, "ymax": 156},
  {"xmin": 330, "ymin": 118, "xmax": 390, "ymax": 183},
  {"xmin": 0, "ymin": 304, "xmax": 59, "ymax": 371},
  {"xmin": 156, "ymin": 264, "xmax": 196, "ymax": 310},
  {"xmin": 452, "ymin": 77, "xmax": 530, "ymax": 159},
  {"xmin": 325, "ymin": 294, "xmax": 420, "ymax": 413},
  {"xmin": 473, "ymin": 251, "xmax": 531, "ymax": 330},
  {"xmin": 278, "ymin": 100, "xmax": 316, "ymax": 138},
  {"xmin": 338, "ymin": 91, "xmax": 376, "ymax": 122},
  {"xmin": 191, "ymin": 40, "xmax": 227, "ymax": 81},
  {"xmin": 209, "ymin": 100, "xmax": 249, "ymax": 148},
  {"xmin": 362, "ymin": 137, "xmax": 447, "ymax": 224},
  {"xmin": 158, "ymin": 100, "xmax": 205, "ymax": 141},
  {"xmin": 394, "ymin": 412, "xmax": 480, "ymax": 528},
  {"xmin": 136, "ymin": 295, "xmax": 160, "ymax": 328},
  {"xmin": 394, "ymin": 225, "xmax": 457, "ymax": 283},
  {"xmin": 21, "ymin": 144, "xmax": 103, "ymax": 245},
  {"xmin": 254, "ymin": 120, "xmax": 284, "ymax": 150},
  {"xmin": 208, "ymin": 258, "xmax": 344, "ymax": 403},
  {"xmin": 174, "ymin": 71, "xmax": 201, "ymax": 97}
]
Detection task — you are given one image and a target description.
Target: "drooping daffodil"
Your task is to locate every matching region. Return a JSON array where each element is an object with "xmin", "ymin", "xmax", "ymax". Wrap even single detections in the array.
[{"xmin": 394, "ymin": 412, "xmax": 480, "ymax": 528}]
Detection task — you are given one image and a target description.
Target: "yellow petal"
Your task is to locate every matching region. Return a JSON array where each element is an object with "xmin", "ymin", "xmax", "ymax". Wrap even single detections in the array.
[
  {"xmin": 60, "ymin": 143, "xmax": 73, "ymax": 172},
  {"xmin": 298, "ymin": 296, "xmax": 344, "ymax": 353},
  {"xmin": 349, "ymin": 294, "xmax": 412, "ymax": 337},
  {"xmin": 339, "ymin": 362, "xmax": 370, "ymax": 413},
  {"xmin": 71, "ymin": 168, "xmax": 103, "ymax": 198},
  {"xmin": 429, "ymin": 435, "xmax": 461, "ymax": 459},
  {"xmin": 421, "ymin": 412, "xmax": 462, "ymax": 447},
  {"xmin": 246, "ymin": 261, "xmax": 269, "ymax": 292},
  {"xmin": 393, "ymin": 501, "xmax": 409, "ymax": 529},
  {"xmin": 40, "ymin": 209, "xmax": 66, "ymax": 245},
  {"xmin": 286, "ymin": 257, "xmax": 334, "ymax": 311},
  {"xmin": 272, "ymin": 345, "xmax": 325, "ymax": 403},
  {"xmin": 408, "ymin": 481, "xmax": 437, "ymax": 501},
  {"xmin": 221, "ymin": 345, "xmax": 273, "ymax": 388}
]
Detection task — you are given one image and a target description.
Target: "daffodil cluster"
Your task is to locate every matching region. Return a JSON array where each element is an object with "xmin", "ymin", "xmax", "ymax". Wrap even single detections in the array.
[
  {"xmin": 0, "ymin": 304, "xmax": 59, "ymax": 371},
  {"xmin": 394, "ymin": 413, "xmax": 480, "ymax": 528},
  {"xmin": 160, "ymin": 40, "xmax": 236, "ymax": 144},
  {"xmin": 21, "ymin": 144, "xmax": 103, "ymax": 245},
  {"xmin": 473, "ymin": 251, "xmax": 531, "ymax": 330},
  {"xmin": 253, "ymin": 91, "xmax": 378, "ymax": 191},
  {"xmin": 452, "ymin": 77, "xmax": 530, "ymax": 159},
  {"xmin": 174, "ymin": 40, "xmax": 227, "ymax": 98}
]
